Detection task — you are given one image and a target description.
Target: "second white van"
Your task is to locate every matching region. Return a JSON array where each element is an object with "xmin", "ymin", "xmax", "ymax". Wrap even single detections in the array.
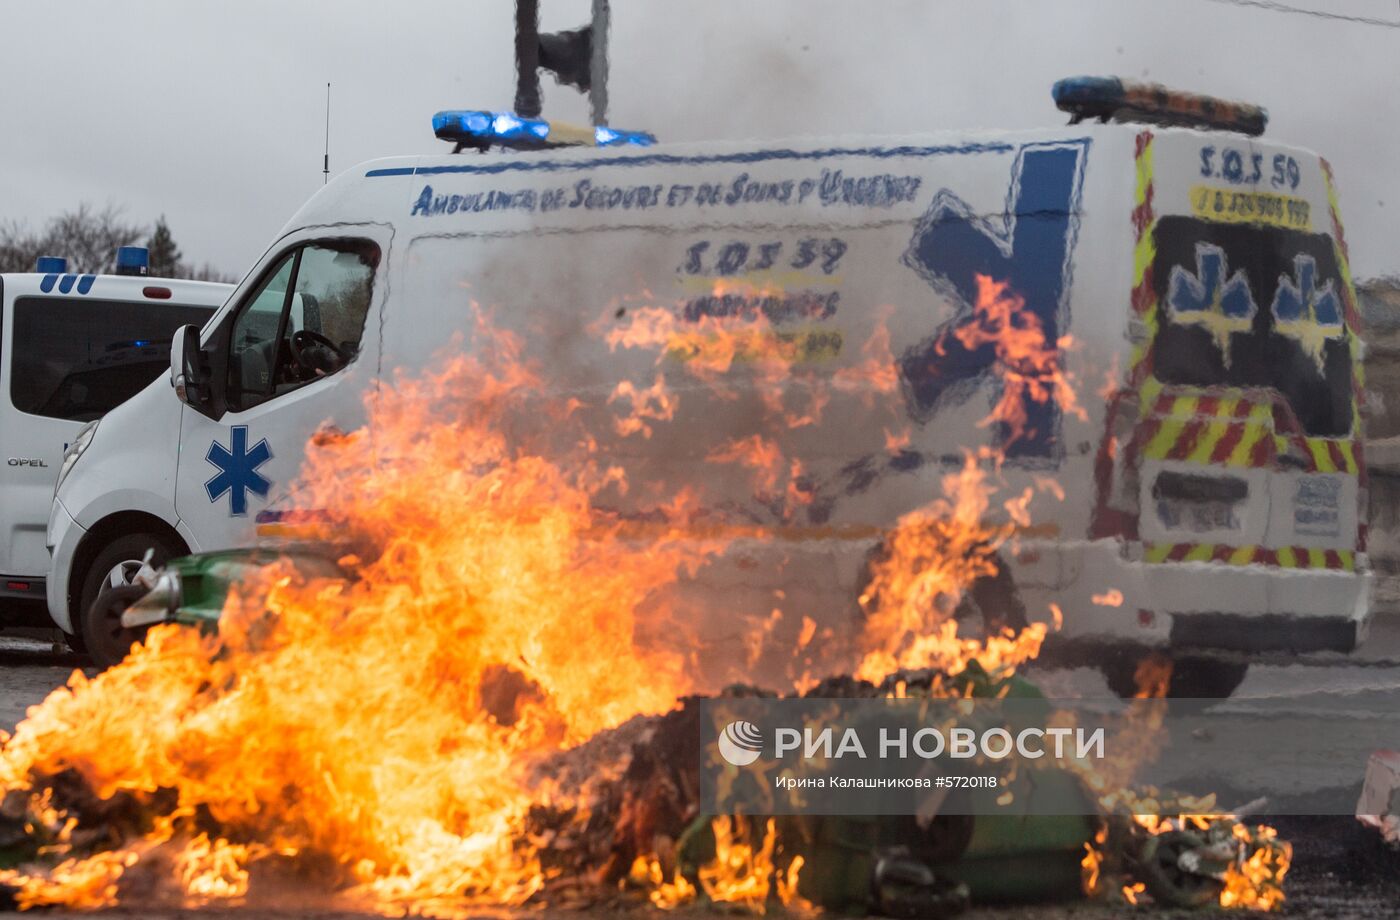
[{"xmin": 0, "ymin": 258, "xmax": 229, "ymax": 636}]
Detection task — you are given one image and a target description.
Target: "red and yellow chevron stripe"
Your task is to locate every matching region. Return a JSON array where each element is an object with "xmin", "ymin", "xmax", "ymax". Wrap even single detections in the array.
[
  {"xmin": 1128, "ymin": 130, "xmax": 1158, "ymax": 392},
  {"xmin": 1320, "ymin": 158, "xmax": 1368, "ymax": 548},
  {"xmin": 1320, "ymin": 157, "xmax": 1368, "ymax": 475},
  {"xmin": 1133, "ymin": 386, "xmax": 1360, "ymax": 475},
  {"xmin": 1137, "ymin": 390, "xmax": 1274, "ymax": 468},
  {"xmin": 1144, "ymin": 542, "xmax": 1356, "ymax": 571},
  {"xmin": 1319, "ymin": 159, "xmax": 1363, "ymax": 338}
]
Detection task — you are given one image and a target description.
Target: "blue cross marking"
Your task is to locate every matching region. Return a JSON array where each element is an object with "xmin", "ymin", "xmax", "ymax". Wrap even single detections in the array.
[
  {"xmin": 205, "ymin": 426, "xmax": 273, "ymax": 516},
  {"xmin": 899, "ymin": 140, "xmax": 1089, "ymax": 461}
]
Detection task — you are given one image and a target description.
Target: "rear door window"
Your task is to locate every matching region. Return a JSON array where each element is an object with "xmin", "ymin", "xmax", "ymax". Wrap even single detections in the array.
[
  {"xmin": 1150, "ymin": 217, "xmax": 1353, "ymax": 437},
  {"xmin": 10, "ymin": 298, "xmax": 215, "ymax": 422}
]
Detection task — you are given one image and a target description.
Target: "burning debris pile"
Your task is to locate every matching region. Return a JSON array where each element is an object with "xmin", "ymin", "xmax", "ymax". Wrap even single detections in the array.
[
  {"xmin": 1083, "ymin": 808, "xmax": 1290, "ymax": 911},
  {"xmin": 524, "ymin": 665, "xmax": 1290, "ymax": 916},
  {"xmin": 0, "ymin": 279, "xmax": 1287, "ymax": 914}
]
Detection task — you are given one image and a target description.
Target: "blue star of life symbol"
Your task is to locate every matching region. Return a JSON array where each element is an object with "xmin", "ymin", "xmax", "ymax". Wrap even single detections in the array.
[
  {"xmin": 205, "ymin": 426, "xmax": 272, "ymax": 516},
  {"xmin": 1166, "ymin": 243, "xmax": 1258, "ymax": 362},
  {"xmin": 899, "ymin": 140, "xmax": 1089, "ymax": 462}
]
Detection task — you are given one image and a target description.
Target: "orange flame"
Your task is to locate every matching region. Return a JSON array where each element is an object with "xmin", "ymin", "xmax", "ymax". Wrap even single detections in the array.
[
  {"xmin": 698, "ymin": 816, "xmax": 807, "ymax": 914},
  {"xmin": 852, "ymin": 274, "xmax": 1092, "ymax": 685},
  {"xmin": 629, "ymin": 855, "xmax": 697, "ymax": 909},
  {"xmin": 832, "ymin": 313, "xmax": 898, "ymax": 400},
  {"xmin": 0, "ymin": 340, "xmax": 714, "ymax": 911},
  {"xmin": 949, "ymin": 275, "xmax": 1087, "ymax": 445},
  {"xmin": 707, "ymin": 435, "xmax": 786, "ymax": 495},
  {"xmin": 1221, "ymin": 823, "xmax": 1291, "ymax": 911},
  {"xmin": 0, "ymin": 270, "xmax": 1286, "ymax": 912},
  {"xmin": 609, "ymin": 373, "xmax": 677, "ymax": 438},
  {"xmin": 1081, "ymin": 826, "xmax": 1107, "ymax": 895}
]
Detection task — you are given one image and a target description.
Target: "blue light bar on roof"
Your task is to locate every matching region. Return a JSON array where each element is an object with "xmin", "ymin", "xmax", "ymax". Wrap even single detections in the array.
[
  {"xmin": 1052, "ymin": 75, "xmax": 1267, "ymax": 137},
  {"xmin": 594, "ymin": 125, "xmax": 656, "ymax": 147},
  {"xmin": 432, "ymin": 109, "xmax": 656, "ymax": 151},
  {"xmin": 115, "ymin": 246, "xmax": 149, "ymax": 277},
  {"xmin": 433, "ymin": 110, "xmax": 552, "ymax": 148},
  {"xmin": 35, "ymin": 256, "xmax": 67, "ymax": 274}
]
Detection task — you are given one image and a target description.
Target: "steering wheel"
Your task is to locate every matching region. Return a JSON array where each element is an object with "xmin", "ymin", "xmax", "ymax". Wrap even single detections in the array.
[{"xmin": 289, "ymin": 329, "xmax": 346, "ymax": 376}]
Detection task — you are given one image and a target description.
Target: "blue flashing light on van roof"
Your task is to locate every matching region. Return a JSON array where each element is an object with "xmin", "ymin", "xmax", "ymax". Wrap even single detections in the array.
[
  {"xmin": 114, "ymin": 246, "xmax": 149, "ymax": 277},
  {"xmin": 35, "ymin": 256, "xmax": 67, "ymax": 274},
  {"xmin": 490, "ymin": 111, "xmax": 551, "ymax": 141},
  {"xmin": 456, "ymin": 111, "xmax": 493, "ymax": 135},
  {"xmin": 1052, "ymin": 75, "xmax": 1268, "ymax": 137},
  {"xmin": 432, "ymin": 109, "xmax": 656, "ymax": 152},
  {"xmin": 434, "ymin": 110, "xmax": 551, "ymax": 150},
  {"xmin": 594, "ymin": 125, "xmax": 656, "ymax": 147}
]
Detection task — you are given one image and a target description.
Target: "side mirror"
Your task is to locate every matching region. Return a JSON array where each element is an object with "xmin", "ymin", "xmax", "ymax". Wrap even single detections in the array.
[{"xmin": 170, "ymin": 325, "xmax": 208, "ymax": 410}]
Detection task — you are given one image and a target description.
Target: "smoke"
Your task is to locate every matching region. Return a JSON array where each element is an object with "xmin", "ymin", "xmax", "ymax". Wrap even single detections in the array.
[{"xmin": 2, "ymin": 0, "xmax": 1396, "ymax": 275}]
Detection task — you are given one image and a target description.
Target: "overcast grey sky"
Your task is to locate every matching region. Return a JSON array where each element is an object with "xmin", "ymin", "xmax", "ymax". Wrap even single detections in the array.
[{"xmin": 2, "ymin": 0, "xmax": 1397, "ymax": 278}]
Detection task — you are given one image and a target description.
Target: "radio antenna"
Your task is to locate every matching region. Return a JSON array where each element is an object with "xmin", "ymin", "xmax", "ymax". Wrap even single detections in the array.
[{"xmin": 323, "ymin": 82, "xmax": 332, "ymax": 185}]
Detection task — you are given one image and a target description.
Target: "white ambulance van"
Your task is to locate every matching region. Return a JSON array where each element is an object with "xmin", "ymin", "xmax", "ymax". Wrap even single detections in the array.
[
  {"xmin": 48, "ymin": 79, "xmax": 1372, "ymax": 690},
  {"xmin": 0, "ymin": 252, "xmax": 229, "ymax": 632}
]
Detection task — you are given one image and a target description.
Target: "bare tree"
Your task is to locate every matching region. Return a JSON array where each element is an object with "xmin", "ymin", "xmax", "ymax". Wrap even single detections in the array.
[
  {"xmin": 0, "ymin": 218, "xmax": 48, "ymax": 273},
  {"xmin": 0, "ymin": 204, "xmax": 145, "ymax": 274},
  {"xmin": 0, "ymin": 206, "xmax": 238, "ymax": 281}
]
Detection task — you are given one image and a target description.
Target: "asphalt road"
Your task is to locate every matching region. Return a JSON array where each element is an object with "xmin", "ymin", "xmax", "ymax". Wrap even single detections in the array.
[
  {"xmin": 0, "ymin": 619, "xmax": 1397, "ymax": 917},
  {"xmin": 0, "ymin": 632, "xmax": 85, "ymax": 734}
]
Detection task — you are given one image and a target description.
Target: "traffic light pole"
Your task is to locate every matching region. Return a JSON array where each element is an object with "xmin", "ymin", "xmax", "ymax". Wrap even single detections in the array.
[
  {"xmin": 590, "ymin": 0, "xmax": 609, "ymax": 126},
  {"xmin": 514, "ymin": 0, "xmax": 542, "ymax": 118},
  {"xmin": 515, "ymin": 0, "xmax": 609, "ymax": 125}
]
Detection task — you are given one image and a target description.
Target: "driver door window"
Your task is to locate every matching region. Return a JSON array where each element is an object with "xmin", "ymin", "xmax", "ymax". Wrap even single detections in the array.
[{"xmin": 226, "ymin": 240, "xmax": 378, "ymax": 412}]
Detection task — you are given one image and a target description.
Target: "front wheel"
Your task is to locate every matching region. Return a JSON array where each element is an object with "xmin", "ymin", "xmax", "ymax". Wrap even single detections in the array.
[{"xmin": 78, "ymin": 532, "xmax": 183, "ymax": 669}]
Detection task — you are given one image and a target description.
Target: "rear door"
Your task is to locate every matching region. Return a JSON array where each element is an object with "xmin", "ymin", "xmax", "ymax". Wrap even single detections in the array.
[{"xmin": 1129, "ymin": 134, "xmax": 1363, "ymax": 572}]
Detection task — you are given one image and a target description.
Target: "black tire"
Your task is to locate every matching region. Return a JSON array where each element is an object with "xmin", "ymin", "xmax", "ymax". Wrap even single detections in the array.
[
  {"xmin": 1101, "ymin": 650, "xmax": 1164, "ymax": 699},
  {"xmin": 1168, "ymin": 656, "xmax": 1250, "ymax": 699},
  {"xmin": 1135, "ymin": 830, "xmax": 1224, "ymax": 908},
  {"xmin": 1102, "ymin": 652, "xmax": 1249, "ymax": 699},
  {"xmin": 952, "ymin": 562, "xmax": 1028, "ymax": 638},
  {"xmin": 84, "ymin": 584, "xmax": 151, "ymax": 668},
  {"xmin": 78, "ymin": 531, "xmax": 183, "ymax": 669}
]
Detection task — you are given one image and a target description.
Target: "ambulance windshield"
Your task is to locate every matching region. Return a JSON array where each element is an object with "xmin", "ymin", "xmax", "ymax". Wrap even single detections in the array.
[{"xmin": 1150, "ymin": 217, "xmax": 1354, "ymax": 438}]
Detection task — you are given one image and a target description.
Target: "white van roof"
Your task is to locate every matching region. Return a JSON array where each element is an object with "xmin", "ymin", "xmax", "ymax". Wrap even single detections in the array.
[
  {"xmin": 1, "ymin": 272, "xmax": 233, "ymax": 306},
  {"xmin": 280, "ymin": 123, "xmax": 1327, "ymax": 236}
]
